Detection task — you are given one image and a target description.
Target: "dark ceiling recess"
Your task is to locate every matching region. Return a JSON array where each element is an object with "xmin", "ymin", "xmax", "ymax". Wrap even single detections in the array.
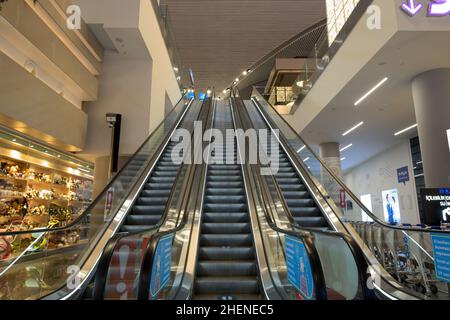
[{"xmin": 160, "ymin": 0, "xmax": 327, "ymax": 93}]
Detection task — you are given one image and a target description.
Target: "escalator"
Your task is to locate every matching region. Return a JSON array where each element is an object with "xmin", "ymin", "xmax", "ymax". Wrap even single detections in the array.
[
  {"xmin": 121, "ymin": 140, "xmax": 181, "ymax": 232},
  {"xmin": 193, "ymin": 102, "xmax": 261, "ymax": 300},
  {"xmin": 131, "ymin": 97, "xmax": 371, "ymax": 301},
  {"xmin": 246, "ymin": 89, "xmax": 450, "ymax": 300},
  {"xmin": 275, "ymin": 148, "xmax": 329, "ymax": 230},
  {"xmin": 244, "ymin": 99, "xmax": 330, "ymax": 231},
  {"xmin": 0, "ymin": 96, "xmax": 202, "ymax": 300}
]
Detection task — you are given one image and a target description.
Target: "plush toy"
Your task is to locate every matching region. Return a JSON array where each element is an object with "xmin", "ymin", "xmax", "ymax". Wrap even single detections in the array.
[{"xmin": 0, "ymin": 237, "xmax": 12, "ymax": 260}]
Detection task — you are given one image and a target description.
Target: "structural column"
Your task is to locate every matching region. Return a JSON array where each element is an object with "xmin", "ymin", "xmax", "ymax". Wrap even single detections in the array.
[
  {"xmin": 319, "ymin": 142, "xmax": 342, "ymax": 205},
  {"xmin": 320, "ymin": 142, "xmax": 342, "ymax": 178},
  {"xmin": 412, "ymin": 68, "xmax": 450, "ymax": 188}
]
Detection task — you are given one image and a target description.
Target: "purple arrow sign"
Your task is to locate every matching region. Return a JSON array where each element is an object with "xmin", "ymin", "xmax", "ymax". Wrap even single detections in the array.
[
  {"xmin": 401, "ymin": 0, "xmax": 424, "ymax": 16},
  {"xmin": 428, "ymin": 0, "xmax": 450, "ymax": 16}
]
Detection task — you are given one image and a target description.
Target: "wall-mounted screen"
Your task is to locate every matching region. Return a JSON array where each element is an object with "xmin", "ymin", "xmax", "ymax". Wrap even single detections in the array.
[
  {"xmin": 382, "ymin": 188, "xmax": 401, "ymax": 223},
  {"xmin": 420, "ymin": 188, "xmax": 450, "ymax": 226}
]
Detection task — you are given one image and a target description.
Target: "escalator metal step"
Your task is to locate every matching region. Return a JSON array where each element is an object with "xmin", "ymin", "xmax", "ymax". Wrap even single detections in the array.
[
  {"xmin": 200, "ymin": 234, "xmax": 253, "ymax": 247},
  {"xmin": 203, "ymin": 212, "xmax": 249, "ymax": 223},
  {"xmin": 197, "ymin": 261, "xmax": 257, "ymax": 276},
  {"xmin": 198, "ymin": 247, "xmax": 255, "ymax": 260},
  {"xmin": 201, "ymin": 222, "xmax": 251, "ymax": 234},
  {"xmin": 194, "ymin": 277, "xmax": 260, "ymax": 294}
]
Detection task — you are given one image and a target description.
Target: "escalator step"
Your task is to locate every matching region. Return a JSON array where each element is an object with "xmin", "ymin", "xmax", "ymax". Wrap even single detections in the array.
[
  {"xmin": 294, "ymin": 216, "xmax": 327, "ymax": 228},
  {"xmin": 201, "ymin": 222, "xmax": 251, "ymax": 234},
  {"xmin": 290, "ymin": 207, "xmax": 321, "ymax": 217},
  {"xmin": 200, "ymin": 234, "xmax": 253, "ymax": 247},
  {"xmin": 194, "ymin": 277, "xmax": 259, "ymax": 294},
  {"xmin": 196, "ymin": 261, "xmax": 257, "ymax": 276},
  {"xmin": 126, "ymin": 215, "xmax": 162, "ymax": 225},
  {"xmin": 203, "ymin": 212, "xmax": 249, "ymax": 223},
  {"xmin": 204, "ymin": 203, "xmax": 247, "ymax": 212},
  {"xmin": 198, "ymin": 247, "xmax": 255, "ymax": 260},
  {"xmin": 132, "ymin": 205, "xmax": 165, "ymax": 215},
  {"xmin": 285, "ymin": 198, "xmax": 315, "ymax": 207},
  {"xmin": 205, "ymin": 195, "xmax": 246, "ymax": 203},
  {"xmin": 136, "ymin": 197, "xmax": 169, "ymax": 205}
]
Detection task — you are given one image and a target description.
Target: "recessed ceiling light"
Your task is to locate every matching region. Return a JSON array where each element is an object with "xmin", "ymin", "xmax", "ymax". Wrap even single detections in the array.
[
  {"xmin": 242, "ymin": 70, "xmax": 248, "ymax": 76},
  {"xmin": 342, "ymin": 121, "xmax": 364, "ymax": 136},
  {"xmin": 341, "ymin": 157, "xmax": 346, "ymax": 161},
  {"xmin": 12, "ymin": 139, "xmax": 16, "ymax": 142},
  {"xmin": 340, "ymin": 144, "xmax": 353, "ymax": 152},
  {"xmin": 354, "ymin": 77, "xmax": 388, "ymax": 106},
  {"xmin": 223, "ymin": 90, "xmax": 227, "ymax": 94},
  {"xmin": 235, "ymin": 78, "xmax": 239, "ymax": 82},
  {"xmin": 30, "ymin": 145, "xmax": 34, "ymax": 148},
  {"xmin": 394, "ymin": 124, "xmax": 418, "ymax": 136}
]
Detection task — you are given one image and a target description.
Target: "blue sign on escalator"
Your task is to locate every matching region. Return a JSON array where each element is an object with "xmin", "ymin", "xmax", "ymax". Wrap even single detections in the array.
[
  {"xmin": 285, "ymin": 235, "xmax": 314, "ymax": 300},
  {"xmin": 431, "ymin": 233, "xmax": 450, "ymax": 283},
  {"xmin": 149, "ymin": 234, "xmax": 174, "ymax": 299}
]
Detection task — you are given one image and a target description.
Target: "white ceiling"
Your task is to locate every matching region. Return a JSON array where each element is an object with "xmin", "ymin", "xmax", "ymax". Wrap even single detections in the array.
[
  {"xmin": 301, "ymin": 30, "xmax": 450, "ymax": 171},
  {"xmin": 161, "ymin": 0, "xmax": 326, "ymax": 92}
]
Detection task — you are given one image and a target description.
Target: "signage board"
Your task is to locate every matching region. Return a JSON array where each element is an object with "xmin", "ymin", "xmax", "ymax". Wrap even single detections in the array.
[
  {"xmin": 149, "ymin": 234, "xmax": 174, "ymax": 299},
  {"xmin": 397, "ymin": 166, "xmax": 410, "ymax": 184},
  {"xmin": 431, "ymin": 233, "xmax": 450, "ymax": 283},
  {"xmin": 401, "ymin": 0, "xmax": 450, "ymax": 17},
  {"xmin": 285, "ymin": 235, "xmax": 314, "ymax": 300},
  {"xmin": 420, "ymin": 188, "xmax": 450, "ymax": 226}
]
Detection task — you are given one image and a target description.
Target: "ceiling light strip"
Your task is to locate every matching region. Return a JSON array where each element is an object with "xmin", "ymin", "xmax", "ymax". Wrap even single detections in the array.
[
  {"xmin": 342, "ymin": 121, "xmax": 364, "ymax": 136},
  {"xmin": 354, "ymin": 77, "xmax": 388, "ymax": 106},
  {"xmin": 394, "ymin": 124, "xmax": 418, "ymax": 136},
  {"xmin": 340, "ymin": 144, "xmax": 353, "ymax": 152}
]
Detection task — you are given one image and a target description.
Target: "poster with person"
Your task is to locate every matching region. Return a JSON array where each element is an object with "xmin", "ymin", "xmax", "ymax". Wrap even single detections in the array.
[{"xmin": 382, "ymin": 189, "xmax": 401, "ymax": 223}]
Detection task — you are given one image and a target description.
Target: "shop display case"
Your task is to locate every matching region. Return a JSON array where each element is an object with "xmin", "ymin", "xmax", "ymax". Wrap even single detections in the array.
[{"xmin": 0, "ymin": 126, "xmax": 94, "ymax": 261}]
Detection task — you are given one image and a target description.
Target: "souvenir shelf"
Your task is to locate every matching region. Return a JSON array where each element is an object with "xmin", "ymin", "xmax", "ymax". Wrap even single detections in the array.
[{"xmin": 0, "ymin": 155, "xmax": 93, "ymax": 259}]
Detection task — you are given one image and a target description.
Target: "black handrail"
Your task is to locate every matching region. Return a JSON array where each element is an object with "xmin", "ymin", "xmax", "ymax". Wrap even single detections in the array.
[
  {"xmin": 0, "ymin": 96, "xmax": 192, "ymax": 237},
  {"xmin": 234, "ymin": 95, "xmax": 373, "ymax": 299},
  {"xmin": 92, "ymin": 98, "xmax": 211, "ymax": 299},
  {"xmin": 251, "ymin": 89, "xmax": 450, "ymax": 235}
]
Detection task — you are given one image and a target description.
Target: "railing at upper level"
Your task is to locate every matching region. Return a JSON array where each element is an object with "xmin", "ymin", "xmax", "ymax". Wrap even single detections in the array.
[
  {"xmin": 291, "ymin": 0, "xmax": 375, "ymax": 112},
  {"xmin": 150, "ymin": 0, "xmax": 187, "ymax": 91}
]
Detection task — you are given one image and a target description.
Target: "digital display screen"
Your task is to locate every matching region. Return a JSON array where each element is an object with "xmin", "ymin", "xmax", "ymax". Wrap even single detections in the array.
[{"xmin": 420, "ymin": 188, "xmax": 450, "ymax": 226}]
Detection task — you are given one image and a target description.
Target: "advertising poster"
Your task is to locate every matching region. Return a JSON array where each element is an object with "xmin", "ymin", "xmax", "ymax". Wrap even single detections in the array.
[{"xmin": 382, "ymin": 188, "xmax": 401, "ymax": 223}]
